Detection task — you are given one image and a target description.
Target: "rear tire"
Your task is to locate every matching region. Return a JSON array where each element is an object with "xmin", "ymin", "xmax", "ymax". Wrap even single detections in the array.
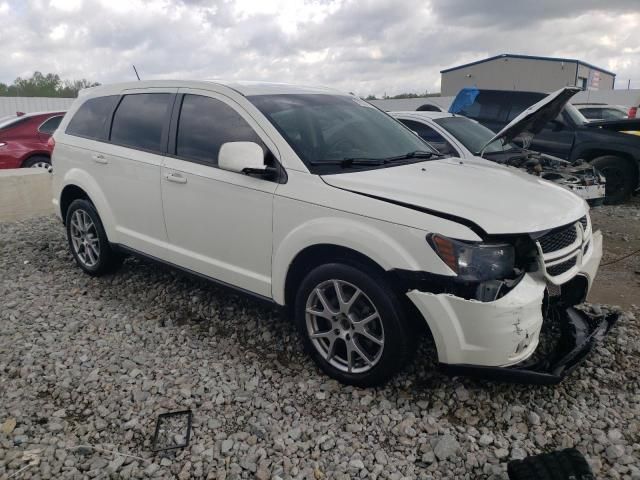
[
  {"xmin": 591, "ymin": 155, "xmax": 636, "ymax": 205},
  {"xmin": 66, "ymin": 199, "xmax": 122, "ymax": 276},
  {"xmin": 294, "ymin": 262, "xmax": 416, "ymax": 387},
  {"xmin": 22, "ymin": 155, "xmax": 52, "ymax": 172}
]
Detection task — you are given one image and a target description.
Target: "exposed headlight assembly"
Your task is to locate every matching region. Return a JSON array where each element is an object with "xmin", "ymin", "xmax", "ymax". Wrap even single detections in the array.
[{"xmin": 427, "ymin": 233, "xmax": 515, "ymax": 282}]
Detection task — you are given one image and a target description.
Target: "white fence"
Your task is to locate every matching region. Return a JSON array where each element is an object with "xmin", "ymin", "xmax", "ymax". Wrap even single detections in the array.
[{"xmin": 0, "ymin": 97, "xmax": 75, "ymax": 116}]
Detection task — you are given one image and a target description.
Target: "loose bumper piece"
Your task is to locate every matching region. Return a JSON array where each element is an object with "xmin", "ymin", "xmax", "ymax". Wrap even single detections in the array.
[{"xmin": 439, "ymin": 307, "xmax": 619, "ymax": 385}]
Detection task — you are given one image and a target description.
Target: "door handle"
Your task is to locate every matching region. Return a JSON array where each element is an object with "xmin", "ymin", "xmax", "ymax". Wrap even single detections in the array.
[
  {"xmin": 92, "ymin": 154, "xmax": 108, "ymax": 164},
  {"xmin": 165, "ymin": 172, "xmax": 187, "ymax": 184}
]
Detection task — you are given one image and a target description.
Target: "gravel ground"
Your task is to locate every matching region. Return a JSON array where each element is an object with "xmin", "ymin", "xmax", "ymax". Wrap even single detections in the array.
[{"xmin": 1, "ymin": 214, "xmax": 639, "ymax": 479}]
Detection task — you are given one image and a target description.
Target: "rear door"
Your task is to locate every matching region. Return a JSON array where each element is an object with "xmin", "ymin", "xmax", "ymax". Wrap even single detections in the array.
[
  {"xmin": 160, "ymin": 89, "xmax": 280, "ymax": 297},
  {"xmin": 96, "ymin": 89, "xmax": 176, "ymax": 256}
]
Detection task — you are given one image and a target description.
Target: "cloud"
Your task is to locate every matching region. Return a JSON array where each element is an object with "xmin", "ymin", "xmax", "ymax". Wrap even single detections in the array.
[{"xmin": 0, "ymin": 0, "xmax": 639, "ymax": 96}]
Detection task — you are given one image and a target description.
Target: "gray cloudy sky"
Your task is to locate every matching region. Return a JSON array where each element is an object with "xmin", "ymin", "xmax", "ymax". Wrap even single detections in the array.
[{"xmin": 1, "ymin": 0, "xmax": 639, "ymax": 96}]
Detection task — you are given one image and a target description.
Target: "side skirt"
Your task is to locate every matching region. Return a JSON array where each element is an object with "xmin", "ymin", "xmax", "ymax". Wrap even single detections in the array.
[{"xmin": 112, "ymin": 243, "xmax": 280, "ymax": 309}]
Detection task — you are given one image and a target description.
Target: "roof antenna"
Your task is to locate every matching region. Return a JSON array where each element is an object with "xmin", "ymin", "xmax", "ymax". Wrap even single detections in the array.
[{"xmin": 132, "ymin": 65, "xmax": 141, "ymax": 81}]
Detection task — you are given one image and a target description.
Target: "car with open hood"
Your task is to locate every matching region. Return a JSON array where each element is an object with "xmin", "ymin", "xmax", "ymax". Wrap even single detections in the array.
[
  {"xmin": 451, "ymin": 87, "xmax": 640, "ymax": 204},
  {"xmin": 51, "ymin": 80, "xmax": 616, "ymax": 387},
  {"xmin": 392, "ymin": 89, "xmax": 606, "ymax": 205}
]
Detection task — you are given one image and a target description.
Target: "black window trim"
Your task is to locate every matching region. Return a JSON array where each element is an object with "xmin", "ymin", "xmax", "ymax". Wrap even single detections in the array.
[
  {"xmin": 37, "ymin": 114, "xmax": 65, "ymax": 134},
  {"xmin": 107, "ymin": 92, "xmax": 176, "ymax": 156},
  {"xmin": 399, "ymin": 117, "xmax": 461, "ymax": 157},
  {"xmin": 166, "ymin": 92, "xmax": 287, "ymax": 183}
]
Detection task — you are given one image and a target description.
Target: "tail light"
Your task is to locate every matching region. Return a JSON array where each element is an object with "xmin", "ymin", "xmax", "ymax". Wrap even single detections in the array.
[
  {"xmin": 629, "ymin": 106, "xmax": 637, "ymax": 119},
  {"xmin": 47, "ymin": 137, "xmax": 56, "ymax": 149}
]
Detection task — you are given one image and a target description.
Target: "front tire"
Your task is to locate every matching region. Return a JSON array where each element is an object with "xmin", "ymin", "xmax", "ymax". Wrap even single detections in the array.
[
  {"xmin": 66, "ymin": 199, "xmax": 122, "ymax": 276},
  {"xmin": 591, "ymin": 155, "xmax": 636, "ymax": 205},
  {"xmin": 294, "ymin": 263, "xmax": 416, "ymax": 387}
]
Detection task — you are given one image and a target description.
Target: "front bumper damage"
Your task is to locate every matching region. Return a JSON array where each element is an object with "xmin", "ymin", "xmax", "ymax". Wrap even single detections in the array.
[
  {"xmin": 404, "ymin": 228, "xmax": 617, "ymax": 384},
  {"xmin": 439, "ymin": 307, "xmax": 619, "ymax": 385}
]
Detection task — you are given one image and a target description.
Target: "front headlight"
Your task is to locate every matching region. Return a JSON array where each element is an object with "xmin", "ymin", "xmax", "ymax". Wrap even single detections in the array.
[{"xmin": 427, "ymin": 233, "xmax": 515, "ymax": 282}]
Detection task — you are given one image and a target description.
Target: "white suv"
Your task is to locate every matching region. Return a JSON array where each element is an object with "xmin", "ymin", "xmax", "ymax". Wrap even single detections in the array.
[{"xmin": 51, "ymin": 80, "xmax": 614, "ymax": 387}]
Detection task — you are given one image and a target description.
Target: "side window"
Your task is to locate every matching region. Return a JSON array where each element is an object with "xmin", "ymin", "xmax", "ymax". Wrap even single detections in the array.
[
  {"xmin": 459, "ymin": 91, "xmax": 505, "ymax": 121},
  {"xmin": 505, "ymin": 93, "xmax": 544, "ymax": 121},
  {"xmin": 110, "ymin": 93, "xmax": 172, "ymax": 153},
  {"xmin": 38, "ymin": 115, "xmax": 63, "ymax": 134},
  {"xmin": 400, "ymin": 119, "xmax": 457, "ymax": 156},
  {"xmin": 176, "ymin": 94, "xmax": 264, "ymax": 166},
  {"xmin": 579, "ymin": 108, "xmax": 601, "ymax": 120},
  {"xmin": 66, "ymin": 96, "xmax": 120, "ymax": 140}
]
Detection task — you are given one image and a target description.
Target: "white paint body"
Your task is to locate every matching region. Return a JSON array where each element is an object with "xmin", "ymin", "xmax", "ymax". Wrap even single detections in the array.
[{"xmin": 51, "ymin": 80, "xmax": 602, "ymax": 368}]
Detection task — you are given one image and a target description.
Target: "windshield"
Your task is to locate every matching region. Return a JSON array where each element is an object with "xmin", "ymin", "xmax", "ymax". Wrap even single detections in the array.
[
  {"xmin": 248, "ymin": 94, "xmax": 436, "ymax": 171},
  {"xmin": 434, "ymin": 116, "xmax": 517, "ymax": 155}
]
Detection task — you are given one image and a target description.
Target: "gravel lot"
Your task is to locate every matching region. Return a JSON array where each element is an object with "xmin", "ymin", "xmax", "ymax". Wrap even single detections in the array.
[{"xmin": 1, "ymin": 209, "xmax": 639, "ymax": 479}]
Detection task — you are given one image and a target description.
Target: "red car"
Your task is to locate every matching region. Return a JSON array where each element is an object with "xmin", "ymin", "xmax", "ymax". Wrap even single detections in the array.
[{"xmin": 0, "ymin": 111, "xmax": 66, "ymax": 170}]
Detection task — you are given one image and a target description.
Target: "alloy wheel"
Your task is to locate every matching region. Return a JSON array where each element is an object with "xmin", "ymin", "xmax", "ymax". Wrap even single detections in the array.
[
  {"xmin": 30, "ymin": 161, "xmax": 52, "ymax": 172},
  {"xmin": 69, "ymin": 209, "xmax": 100, "ymax": 268},
  {"xmin": 305, "ymin": 279, "xmax": 385, "ymax": 374}
]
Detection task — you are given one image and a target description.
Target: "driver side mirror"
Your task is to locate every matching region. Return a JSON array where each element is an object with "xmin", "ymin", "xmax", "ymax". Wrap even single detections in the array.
[{"xmin": 218, "ymin": 142, "xmax": 278, "ymax": 180}]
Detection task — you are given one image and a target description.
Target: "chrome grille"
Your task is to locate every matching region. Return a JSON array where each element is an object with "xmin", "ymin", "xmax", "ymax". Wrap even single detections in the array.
[
  {"xmin": 579, "ymin": 215, "xmax": 588, "ymax": 230},
  {"xmin": 546, "ymin": 256, "xmax": 578, "ymax": 276},
  {"xmin": 539, "ymin": 225, "xmax": 578, "ymax": 253}
]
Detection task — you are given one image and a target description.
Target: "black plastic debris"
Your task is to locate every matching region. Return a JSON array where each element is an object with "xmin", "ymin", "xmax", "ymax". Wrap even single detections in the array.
[{"xmin": 151, "ymin": 410, "xmax": 193, "ymax": 452}]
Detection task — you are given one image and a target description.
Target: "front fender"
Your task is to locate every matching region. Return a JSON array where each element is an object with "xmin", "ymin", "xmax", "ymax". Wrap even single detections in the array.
[
  {"xmin": 271, "ymin": 214, "xmax": 454, "ymax": 305},
  {"xmin": 56, "ymin": 168, "xmax": 119, "ymax": 242}
]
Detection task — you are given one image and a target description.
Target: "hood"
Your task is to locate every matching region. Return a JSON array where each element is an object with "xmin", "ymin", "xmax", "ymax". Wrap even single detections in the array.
[
  {"xmin": 321, "ymin": 158, "xmax": 586, "ymax": 236},
  {"xmin": 484, "ymin": 87, "xmax": 581, "ymax": 150},
  {"xmin": 583, "ymin": 117, "xmax": 640, "ymax": 132}
]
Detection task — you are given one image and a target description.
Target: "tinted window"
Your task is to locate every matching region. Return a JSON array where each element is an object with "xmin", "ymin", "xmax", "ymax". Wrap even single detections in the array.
[
  {"xmin": 0, "ymin": 116, "xmax": 30, "ymax": 132},
  {"xmin": 400, "ymin": 119, "xmax": 457, "ymax": 155},
  {"xmin": 458, "ymin": 91, "xmax": 506, "ymax": 121},
  {"xmin": 505, "ymin": 92, "xmax": 544, "ymax": 121},
  {"xmin": 66, "ymin": 96, "xmax": 120, "ymax": 140},
  {"xmin": 579, "ymin": 108, "xmax": 602, "ymax": 120},
  {"xmin": 110, "ymin": 93, "xmax": 172, "ymax": 153},
  {"xmin": 176, "ymin": 95, "xmax": 263, "ymax": 165},
  {"xmin": 38, "ymin": 115, "xmax": 63, "ymax": 134}
]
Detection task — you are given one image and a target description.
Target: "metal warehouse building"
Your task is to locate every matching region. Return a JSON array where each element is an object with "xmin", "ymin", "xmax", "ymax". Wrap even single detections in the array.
[{"xmin": 440, "ymin": 54, "xmax": 615, "ymax": 96}]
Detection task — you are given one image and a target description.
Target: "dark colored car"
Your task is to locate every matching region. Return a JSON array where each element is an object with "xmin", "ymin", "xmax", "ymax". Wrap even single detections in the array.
[
  {"xmin": 454, "ymin": 89, "xmax": 640, "ymax": 204},
  {"xmin": 0, "ymin": 111, "xmax": 66, "ymax": 170}
]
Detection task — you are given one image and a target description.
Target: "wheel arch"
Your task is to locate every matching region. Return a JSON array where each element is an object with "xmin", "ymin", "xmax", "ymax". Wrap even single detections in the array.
[
  {"xmin": 282, "ymin": 243, "xmax": 431, "ymax": 338},
  {"xmin": 20, "ymin": 152, "xmax": 51, "ymax": 167},
  {"xmin": 579, "ymin": 148, "xmax": 640, "ymax": 187},
  {"xmin": 57, "ymin": 170, "xmax": 117, "ymax": 240}
]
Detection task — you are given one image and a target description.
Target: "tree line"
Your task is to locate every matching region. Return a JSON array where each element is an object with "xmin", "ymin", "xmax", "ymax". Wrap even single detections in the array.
[{"xmin": 0, "ymin": 72, "xmax": 100, "ymax": 98}]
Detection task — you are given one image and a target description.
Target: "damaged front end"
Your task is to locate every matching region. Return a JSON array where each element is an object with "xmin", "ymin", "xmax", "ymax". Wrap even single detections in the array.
[
  {"xmin": 439, "ymin": 302, "xmax": 619, "ymax": 385},
  {"xmin": 484, "ymin": 149, "xmax": 606, "ymax": 205},
  {"xmin": 400, "ymin": 220, "xmax": 617, "ymax": 384}
]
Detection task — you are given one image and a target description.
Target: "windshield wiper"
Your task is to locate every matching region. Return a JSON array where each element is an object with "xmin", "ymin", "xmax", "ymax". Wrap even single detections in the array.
[
  {"xmin": 382, "ymin": 150, "xmax": 443, "ymax": 162},
  {"xmin": 309, "ymin": 151, "xmax": 442, "ymax": 168}
]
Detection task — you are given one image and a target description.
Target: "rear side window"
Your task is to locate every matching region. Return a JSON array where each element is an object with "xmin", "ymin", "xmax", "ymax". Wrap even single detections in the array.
[
  {"xmin": 66, "ymin": 96, "xmax": 119, "ymax": 140},
  {"xmin": 38, "ymin": 115, "xmax": 63, "ymax": 134},
  {"xmin": 176, "ymin": 94, "xmax": 263, "ymax": 166},
  {"xmin": 400, "ymin": 119, "xmax": 457, "ymax": 155},
  {"xmin": 505, "ymin": 92, "xmax": 545, "ymax": 121},
  {"xmin": 110, "ymin": 93, "xmax": 172, "ymax": 153},
  {"xmin": 458, "ymin": 91, "xmax": 510, "ymax": 122}
]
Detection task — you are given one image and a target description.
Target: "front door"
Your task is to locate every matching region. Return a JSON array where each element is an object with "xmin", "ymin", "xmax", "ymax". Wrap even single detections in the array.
[{"xmin": 160, "ymin": 90, "xmax": 279, "ymax": 297}]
